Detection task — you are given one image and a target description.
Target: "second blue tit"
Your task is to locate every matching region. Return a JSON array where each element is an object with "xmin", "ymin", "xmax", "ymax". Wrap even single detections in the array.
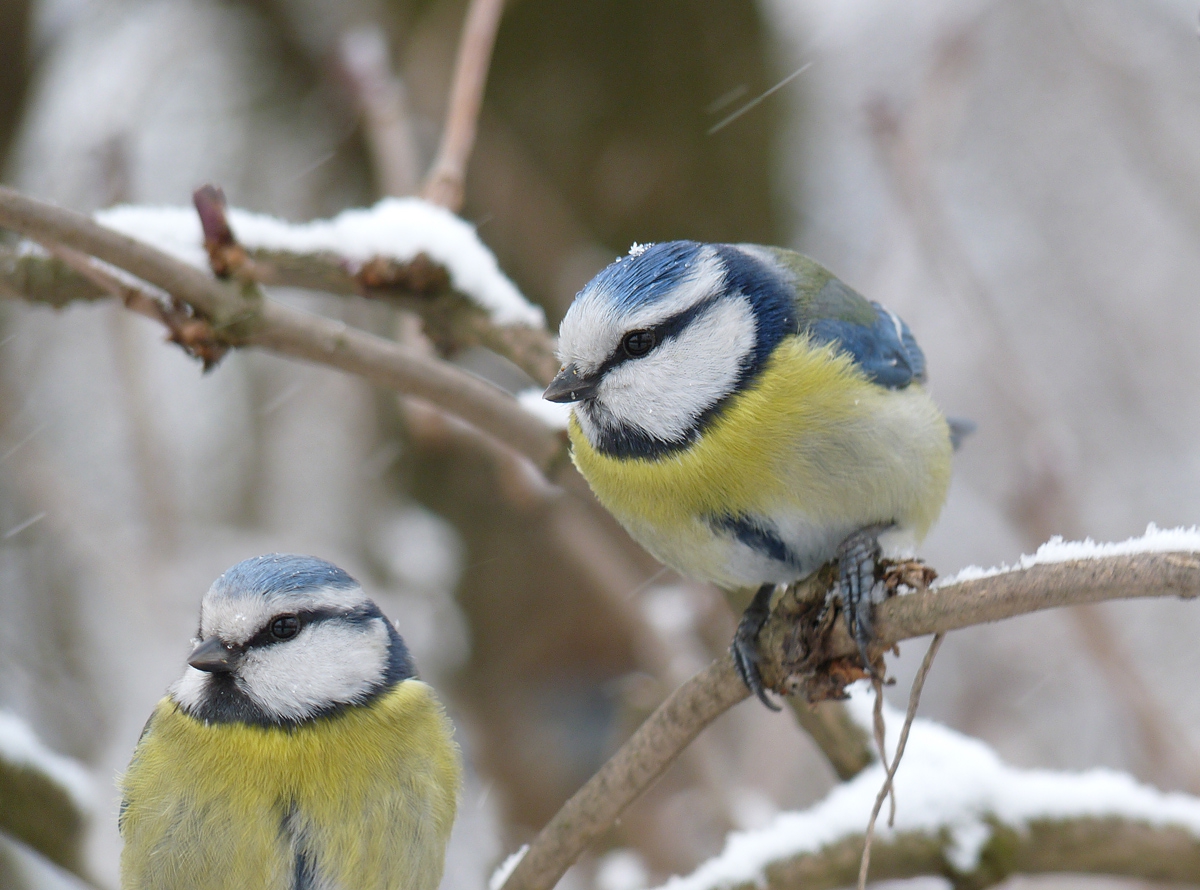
[
  {"xmin": 544, "ymin": 241, "xmax": 960, "ymax": 707},
  {"xmin": 119, "ymin": 554, "xmax": 461, "ymax": 890}
]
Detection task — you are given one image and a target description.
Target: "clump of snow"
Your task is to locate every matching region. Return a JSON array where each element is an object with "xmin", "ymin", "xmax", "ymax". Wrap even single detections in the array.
[
  {"xmin": 0, "ymin": 710, "xmax": 94, "ymax": 813},
  {"xmin": 642, "ymin": 585, "xmax": 697, "ymax": 637},
  {"xmin": 942, "ymin": 523, "xmax": 1200, "ymax": 586},
  {"xmin": 517, "ymin": 388, "xmax": 572, "ymax": 430},
  {"xmin": 653, "ymin": 683, "xmax": 1200, "ymax": 890},
  {"xmin": 489, "ymin": 845, "xmax": 528, "ymax": 890},
  {"xmin": 596, "ymin": 849, "xmax": 649, "ymax": 890},
  {"xmin": 628, "ymin": 242, "xmax": 653, "ymax": 258},
  {"xmin": 94, "ymin": 199, "xmax": 545, "ymax": 328}
]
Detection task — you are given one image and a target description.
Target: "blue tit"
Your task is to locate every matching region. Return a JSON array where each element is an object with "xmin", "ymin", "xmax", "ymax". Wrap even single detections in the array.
[
  {"xmin": 544, "ymin": 241, "xmax": 964, "ymax": 707},
  {"xmin": 119, "ymin": 554, "xmax": 461, "ymax": 890}
]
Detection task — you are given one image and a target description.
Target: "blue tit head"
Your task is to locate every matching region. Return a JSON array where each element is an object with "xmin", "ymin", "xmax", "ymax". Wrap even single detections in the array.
[
  {"xmin": 545, "ymin": 241, "xmax": 798, "ymax": 458},
  {"xmin": 170, "ymin": 554, "xmax": 415, "ymax": 726}
]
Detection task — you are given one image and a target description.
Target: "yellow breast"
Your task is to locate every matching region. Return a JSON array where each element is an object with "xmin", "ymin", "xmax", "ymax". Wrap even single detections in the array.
[
  {"xmin": 119, "ymin": 681, "xmax": 461, "ymax": 890},
  {"xmin": 569, "ymin": 336, "xmax": 952, "ymax": 585}
]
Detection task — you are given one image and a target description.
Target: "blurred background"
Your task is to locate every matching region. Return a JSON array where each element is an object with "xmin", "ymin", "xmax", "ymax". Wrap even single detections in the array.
[{"xmin": 1, "ymin": 1, "xmax": 1200, "ymax": 888}]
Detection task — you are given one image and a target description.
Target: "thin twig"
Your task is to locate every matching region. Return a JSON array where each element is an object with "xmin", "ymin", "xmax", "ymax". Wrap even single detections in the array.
[
  {"xmin": 868, "ymin": 677, "xmax": 896, "ymax": 825},
  {"xmin": 422, "ymin": 0, "xmax": 507, "ymax": 210},
  {"xmin": 857, "ymin": 633, "xmax": 944, "ymax": 890}
]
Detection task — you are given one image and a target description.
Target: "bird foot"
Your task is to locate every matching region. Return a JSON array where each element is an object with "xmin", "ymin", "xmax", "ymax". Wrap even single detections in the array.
[
  {"xmin": 829, "ymin": 526, "xmax": 889, "ymax": 676},
  {"xmin": 730, "ymin": 584, "xmax": 783, "ymax": 711}
]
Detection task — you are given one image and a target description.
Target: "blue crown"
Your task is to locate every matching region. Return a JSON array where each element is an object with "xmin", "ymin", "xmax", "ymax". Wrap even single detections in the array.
[
  {"xmin": 212, "ymin": 554, "xmax": 359, "ymax": 598},
  {"xmin": 583, "ymin": 240, "xmax": 705, "ymax": 312}
]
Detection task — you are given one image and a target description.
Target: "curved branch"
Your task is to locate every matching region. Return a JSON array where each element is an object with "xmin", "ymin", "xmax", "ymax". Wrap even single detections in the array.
[
  {"xmin": 499, "ymin": 548, "xmax": 1200, "ymax": 890},
  {"xmin": 749, "ymin": 818, "xmax": 1200, "ymax": 890},
  {"xmin": 0, "ymin": 237, "xmax": 562, "ymax": 385},
  {"xmin": 0, "ymin": 187, "xmax": 262, "ymax": 332},
  {"xmin": 0, "ymin": 187, "xmax": 563, "ymax": 469},
  {"xmin": 249, "ymin": 300, "xmax": 560, "ymax": 466},
  {"xmin": 831, "ymin": 551, "xmax": 1200, "ymax": 665},
  {"xmin": 501, "ymin": 657, "xmax": 751, "ymax": 890}
]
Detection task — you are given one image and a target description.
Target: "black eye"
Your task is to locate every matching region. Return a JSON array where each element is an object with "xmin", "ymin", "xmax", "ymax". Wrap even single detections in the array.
[
  {"xmin": 270, "ymin": 615, "xmax": 300, "ymax": 640},
  {"xmin": 622, "ymin": 330, "xmax": 656, "ymax": 357}
]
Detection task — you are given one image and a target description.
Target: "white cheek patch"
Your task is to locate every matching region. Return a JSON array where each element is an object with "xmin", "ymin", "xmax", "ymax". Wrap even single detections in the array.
[
  {"xmin": 199, "ymin": 585, "xmax": 370, "ymax": 645},
  {"xmin": 596, "ymin": 296, "xmax": 757, "ymax": 442},
  {"xmin": 169, "ymin": 666, "xmax": 211, "ymax": 713},
  {"xmin": 557, "ymin": 249, "xmax": 726, "ymax": 375},
  {"xmin": 237, "ymin": 618, "xmax": 391, "ymax": 722}
]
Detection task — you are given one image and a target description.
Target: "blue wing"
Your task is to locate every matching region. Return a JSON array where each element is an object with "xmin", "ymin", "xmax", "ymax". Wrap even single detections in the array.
[{"xmin": 804, "ymin": 279, "xmax": 926, "ymax": 389}]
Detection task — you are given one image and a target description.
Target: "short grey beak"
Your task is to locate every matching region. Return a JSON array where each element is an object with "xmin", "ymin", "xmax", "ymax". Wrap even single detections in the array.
[
  {"xmin": 188, "ymin": 636, "xmax": 238, "ymax": 673},
  {"xmin": 543, "ymin": 364, "xmax": 599, "ymax": 403}
]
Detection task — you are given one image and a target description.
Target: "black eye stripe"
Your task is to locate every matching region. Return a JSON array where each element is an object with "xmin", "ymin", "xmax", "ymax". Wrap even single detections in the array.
[
  {"xmin": 240, "ymin": 605, "xmax": 376, "ymax": 650},
  {"xmin": 596, "ymin": 295, "xmax": 721, "ymax": 377}
]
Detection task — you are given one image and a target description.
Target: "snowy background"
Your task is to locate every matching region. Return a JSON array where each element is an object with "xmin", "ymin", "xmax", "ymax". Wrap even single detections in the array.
[{"xmin": 2, "ymin": 1, "xmax": 1200, "ymax": 889}]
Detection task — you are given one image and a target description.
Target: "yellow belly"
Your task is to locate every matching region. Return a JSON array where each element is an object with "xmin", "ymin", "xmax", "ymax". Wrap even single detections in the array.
[
  {"xmin": 569, "ymin": 337, "xmax": 953, "ymax": 588},
  {"xmin": 119, "ymin": 681, "xmax": 461, "ymax": 890}
]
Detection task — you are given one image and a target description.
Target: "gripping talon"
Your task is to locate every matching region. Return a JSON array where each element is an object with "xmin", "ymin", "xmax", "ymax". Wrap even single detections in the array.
[
  {"xmin": 836, "ymin": 528, "xmax": 886, "ymax": 676},
  {"xmin": 730, "ymin": 584, "xmax": 782, "ymax": 711}
]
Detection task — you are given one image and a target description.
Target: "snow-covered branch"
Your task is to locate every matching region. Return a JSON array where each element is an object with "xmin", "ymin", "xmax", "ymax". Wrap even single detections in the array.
[
  {"xmin": 0, "ymin": 186, "xmax": 565, "ymax": 470},
  {"xmin": 0, "ymin": 710, "xmax": 93, "ymax": 878},
  {"xmin": 1, "ymin": 190, "xmax": 560, "ymax": 383},
  {"xmin": 499, "ymin": 529, "xmax": 1200, "ymax": 890},
  {"xmin": 654, "ymin": 688, "xmax": 1200, "ymax": 890},
  {"xmin": 772, "ymin": 528, "xmax": 1200, "ymax": 683}
]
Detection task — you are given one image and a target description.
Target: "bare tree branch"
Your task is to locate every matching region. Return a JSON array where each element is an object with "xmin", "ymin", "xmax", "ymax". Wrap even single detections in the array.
[
  {"xmin": 744, "ymin": 817, "xmax": 1200, "ymax": 890},
  {"xmin": 41, "ymin": 242, "xmax": 229, "ymax": 368},
  {"xmin": 500, "ymin": 655, "xmax": 750, "ymax": 890},
  {"xmin": 0, "ymin": 235, "xmax": 567, "ymax": 380},
  {"xmin": 500, "ymin": 549, "xmax": 1200, "ymax": 890},
  {"xmin": 422, "ymin": 0, "xmax": 507, "ymax": 211},
  {"xmin": 0, "ymin": 749, "xmax": 88, "ymax": 878},
  {"xmin": 0, "ymin": 186, "xmax": 563, "ymax": 469}
]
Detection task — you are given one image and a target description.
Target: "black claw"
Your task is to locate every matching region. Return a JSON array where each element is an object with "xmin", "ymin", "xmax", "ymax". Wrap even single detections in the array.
[
  {"xmin": 730, "ymin": 584, "xmax": 782, "ymax": 711},
  {"xmin": 836, "ymin": 528, "xmax": 886, "ymax": 676}
]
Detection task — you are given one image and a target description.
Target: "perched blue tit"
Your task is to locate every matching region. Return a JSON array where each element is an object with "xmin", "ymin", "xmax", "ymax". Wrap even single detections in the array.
[
  {"xmin": 119, "ymin": 554, "xmax": 461, "ymax": 890},
  {"xmin": 544, "ymin": 241, "xmax": 965, "ymax": 707}
]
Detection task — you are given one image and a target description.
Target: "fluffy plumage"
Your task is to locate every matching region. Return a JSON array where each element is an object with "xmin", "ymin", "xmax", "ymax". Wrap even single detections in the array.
[
  {"xmin": 547, "ymin": 241, "xmax": 956, "ymax": 700},
  {"xmin": 119, "ymin": 554, "xmax": 461, "ymax": 890}
]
